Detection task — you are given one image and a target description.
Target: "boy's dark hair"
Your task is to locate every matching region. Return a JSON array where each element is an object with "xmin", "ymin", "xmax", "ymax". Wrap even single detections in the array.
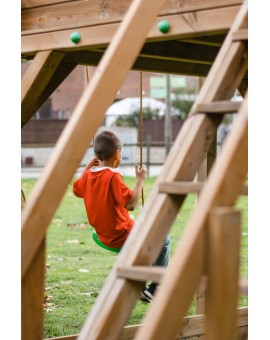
[{"xmin": 94, "ymin": 131, "xmax": 122, "ymax": 161}]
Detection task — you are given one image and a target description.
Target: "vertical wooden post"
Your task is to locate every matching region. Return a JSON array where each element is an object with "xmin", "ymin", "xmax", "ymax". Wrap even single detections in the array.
[
  {"xmin": 205, "ymin": 207, "xmax": 241, "ymax": 340},
  {"xmin": 22, "ymin": 239, "xmax": 46, "ymax": 340},
  {"xmin": 196, "ymin": 76, "xmax": 217, "ymax": 314}
]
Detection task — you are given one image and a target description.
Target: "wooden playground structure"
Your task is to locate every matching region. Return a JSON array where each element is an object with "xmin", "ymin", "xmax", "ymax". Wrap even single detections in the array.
[{"xmin": 21, "ymin": 0, "xmax": 248, "ymax": 339}]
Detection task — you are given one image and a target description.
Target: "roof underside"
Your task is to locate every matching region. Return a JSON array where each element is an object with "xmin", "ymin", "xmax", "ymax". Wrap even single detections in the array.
[{"xmin": 21, "ymin": 0, "xmax": 247, "ymax": 78}]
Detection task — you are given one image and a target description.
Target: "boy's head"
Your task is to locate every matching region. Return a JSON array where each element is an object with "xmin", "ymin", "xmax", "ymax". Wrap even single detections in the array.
[{"xmin": 94, "ymin": 130, "xmax": 122, "ymax": 161}]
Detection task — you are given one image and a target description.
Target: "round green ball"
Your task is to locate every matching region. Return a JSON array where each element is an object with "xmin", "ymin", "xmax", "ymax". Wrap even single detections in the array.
[
  {"xmin": 70, "ymin": 31, "xmax": 81, "ymax": 44},
  {"xmin": 158, "ymin": 20, "xmax": 170, "ymax": 33}
]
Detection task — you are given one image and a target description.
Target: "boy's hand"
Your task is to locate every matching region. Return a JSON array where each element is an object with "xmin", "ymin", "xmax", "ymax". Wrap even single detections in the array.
[
  {"xmin": 135, "ymin": 164, "xmax": 147, "ymax": 180},
  {"xmin": 88, "ymin": 156, "xmax": 100, "ymax": 167},
  {"xmin": 84, "ymin": 156, "xmax": 100, "ymax": 173}
]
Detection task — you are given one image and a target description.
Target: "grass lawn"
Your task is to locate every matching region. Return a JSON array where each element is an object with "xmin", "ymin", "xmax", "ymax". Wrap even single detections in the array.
[{"xmin": 21, "ymin": 176, "xmax": 248, "ymax": 339}]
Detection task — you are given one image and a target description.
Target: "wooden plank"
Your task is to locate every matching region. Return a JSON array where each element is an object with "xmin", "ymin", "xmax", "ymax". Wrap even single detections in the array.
[
  {"xmin": 22, "ymin": 0, "xmax": 75, "ymax": 9},
  {"xmin": 196, "ymin": 100, "xmax": 241, "ymax": 113},
  {"xmin": 205, "ymin": 207, "xmax": 241, "ymax": 340},
  {"xmin": 159, "ymin": 181, "xmax": 248, "ymax": 196},
  {"xmin": 22, "ymin": 0, "xmax": 242, "ymax": 33},
  {"xmin": 21, "ymin": 5, "xmax": 241, "ymax": 56},
  {"xmin": 117, "ymin": 265, "xmax": 165, "ymax": 283},
  {"xmin": 22, "ymin": 239, "xmax": 46, "ymax": 340},
  {"xmin": 159, "ymin": 181, "xmax": 203, "ymax": 194},
  {"xmin": 232, "ymin": 29, "xmax": 248, "ymax": 41},
  {"xmin": 46, "ymin": 307, "xmax": 247, "ymax": 340},
  {"xmin": 21, "ymin": 1, "xmax": 167, "ymax": 338},
  {"xmin": 21, "ymin": 51, "xmax": 65, "ymax": 127}
]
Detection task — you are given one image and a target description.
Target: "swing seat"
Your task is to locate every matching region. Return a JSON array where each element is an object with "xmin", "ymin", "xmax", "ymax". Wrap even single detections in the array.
[{"xmin": 92, "ymin": 230, "xmax": 121, "ymax": 253}]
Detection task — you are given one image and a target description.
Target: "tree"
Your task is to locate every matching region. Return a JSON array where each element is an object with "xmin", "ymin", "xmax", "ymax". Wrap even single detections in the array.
[
  {"xmin": 171, "ymin": 87, "xmax": 196, "ymax": 120},
  {"xmin": 113, "ymin": 107, "xmax": 161, "ymax": 127}
]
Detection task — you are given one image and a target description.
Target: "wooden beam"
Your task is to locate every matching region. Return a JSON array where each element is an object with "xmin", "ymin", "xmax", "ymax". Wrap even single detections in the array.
[
  {"xmin": 21, "ymin": 0, "xmax": 166, "ymax": 302},
  {"xmin": 232, "ymin": 29, "xmax": 248, "ymax": 41},
  {"xmin": 159, "ymin": 181, "xmax": 248, "ymax": 196},
  {"xmin": 22, "ymin": 0, "xmax": 243, "ymax": 33},
  {"xmin": 134, "ymin": 94, "xmax": 248, "ymax": 339},
  {"xmin": 196, "ymin": 100, "xmax": 241, "ymax": 113},
  {"xmin": 21, "ymin": 51, "xmax": 66, "ymax": 127},
  {"xmin": 45, "ymin": 307, "xmax": 247, "ymax": 340},
  {"xmin": 117, "ymin": 265, "xmax": 165, "ymax": 283},
  {"xmin": 22, "ymin": 239, "xmax": 46, "ymax": 340},
  {"xmin": 23, "ymin": 61, "xmax": 78, "ymax": 129},
  {"xmin": 205, "ymin": 207, "xmax": 241, "ymax": 340},
  {"xmin": 22, "ymin": 5, "xmax": 241, "ymax": 56}
]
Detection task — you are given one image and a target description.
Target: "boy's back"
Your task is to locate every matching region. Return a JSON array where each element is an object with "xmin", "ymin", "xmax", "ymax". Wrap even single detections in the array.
[{"xmin": 73, "ymin": 166, "xmax": 134, "ymax": 248}]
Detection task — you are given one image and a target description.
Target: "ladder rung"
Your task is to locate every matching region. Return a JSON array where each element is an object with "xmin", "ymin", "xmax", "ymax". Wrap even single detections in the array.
[
  {"xmin": 232, "ymin": 29, "xmax": 248, "ymax": 42},
  {"xmin": 196, "ymin": 101, "xmax": 241, "ymax": 114},
  {"xmin": 159, "ymin": 181, "xmax": 248, "ymax": 196},
  {"xmin": 159, "ymin": 181, "xmax": 203, "ymax": 194},
  {"xmin": 117, "ymin": 265, "xmax": 165, "ymax": 283}
]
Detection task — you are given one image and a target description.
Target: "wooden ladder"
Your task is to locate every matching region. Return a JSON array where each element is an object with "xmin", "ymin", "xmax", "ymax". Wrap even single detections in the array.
[{"xmin": 77, "ymin": 2, "xmax": 248, "ymax": 340}]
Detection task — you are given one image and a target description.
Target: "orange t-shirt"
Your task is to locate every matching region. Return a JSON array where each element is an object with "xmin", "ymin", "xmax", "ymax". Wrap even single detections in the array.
[{"xmin": 73, "ymin": 167, "xmax": 134, "ymax": 248}]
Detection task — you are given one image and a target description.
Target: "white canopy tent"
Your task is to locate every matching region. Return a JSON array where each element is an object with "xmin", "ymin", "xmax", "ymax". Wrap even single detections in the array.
[{"xmin": 105, "ymin": 97, "xmax": 179, "ymax": 126}]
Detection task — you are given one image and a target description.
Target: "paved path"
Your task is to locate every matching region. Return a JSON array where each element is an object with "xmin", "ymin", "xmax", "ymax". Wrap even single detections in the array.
[{"xmin": 21, "ymin": 165, "xmax": 163, "ymax": 179}]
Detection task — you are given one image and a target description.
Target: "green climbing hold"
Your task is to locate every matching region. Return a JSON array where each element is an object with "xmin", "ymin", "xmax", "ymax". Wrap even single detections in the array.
[
  {"xmin": 70, "ymin": 31, "xmax": 81, "ymax": 44},
  {"xmin": 158, "ymin": 20, "xmax": 170, "ymax": 33}
]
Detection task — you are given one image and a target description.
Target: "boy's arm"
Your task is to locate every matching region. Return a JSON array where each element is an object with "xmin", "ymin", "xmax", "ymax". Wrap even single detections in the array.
[{"xmin": 125, "ymin": 164, "xmax": 147, "ymax": 211}]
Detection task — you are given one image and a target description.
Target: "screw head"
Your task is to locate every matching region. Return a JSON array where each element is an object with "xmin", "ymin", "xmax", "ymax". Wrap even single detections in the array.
[
  {"xmin": 70, "ymin": 32, "xmax": 81, "ymax": 44},
  {"xmin": 158, "ymin": 20, "xmax": 170, "ymax": 33}
]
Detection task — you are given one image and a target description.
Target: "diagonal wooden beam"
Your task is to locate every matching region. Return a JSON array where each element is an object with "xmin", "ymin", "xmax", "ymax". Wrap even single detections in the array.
[
  {"xmin": 77, "ymin": 3, "xmax": 247, "ymax": 337},
  {"xmin": 134, "ymin": 92, "xmax": 248, "ymax": 340},
  {"xmin": 21, "ymin": 0, "xmax": 166, "ymax": 283},
  {"xmin": 21, "ymin": 51, "xmax": 66, "ymax": 127}
]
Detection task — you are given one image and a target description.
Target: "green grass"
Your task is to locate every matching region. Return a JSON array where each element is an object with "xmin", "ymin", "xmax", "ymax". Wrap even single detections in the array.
[{"xmin": 21, "ymin": 177, "xmax": 248, "ymax": 339}]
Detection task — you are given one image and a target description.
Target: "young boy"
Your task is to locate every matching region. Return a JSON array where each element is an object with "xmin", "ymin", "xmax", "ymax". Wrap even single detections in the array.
[{"xmin": 73, "ymin": 130, "xmax": 170, "ymax": 302}]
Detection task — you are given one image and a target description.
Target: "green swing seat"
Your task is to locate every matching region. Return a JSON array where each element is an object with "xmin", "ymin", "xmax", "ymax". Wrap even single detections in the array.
[{"xmin": 92, "ymin": 230, "xmax": 121, "ymax": 253}]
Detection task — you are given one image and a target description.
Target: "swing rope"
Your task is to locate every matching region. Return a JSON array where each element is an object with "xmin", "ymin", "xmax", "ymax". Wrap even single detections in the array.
[{"xmin": 139, "ymin": 71, "xmax": 144, "ymax": 207}]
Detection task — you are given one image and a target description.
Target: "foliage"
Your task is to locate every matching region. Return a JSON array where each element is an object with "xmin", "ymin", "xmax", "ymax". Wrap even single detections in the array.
[
  {"xmin": 113, "ymin": 107, "xmax": 162, "ymax": 127},
  {"xmin": 21, "ymin": 177, "xmax": 248, "ymax": 339},
  {"xmin": 171, "ymin": 87, "xmax": 197, "ymax": 120}
]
